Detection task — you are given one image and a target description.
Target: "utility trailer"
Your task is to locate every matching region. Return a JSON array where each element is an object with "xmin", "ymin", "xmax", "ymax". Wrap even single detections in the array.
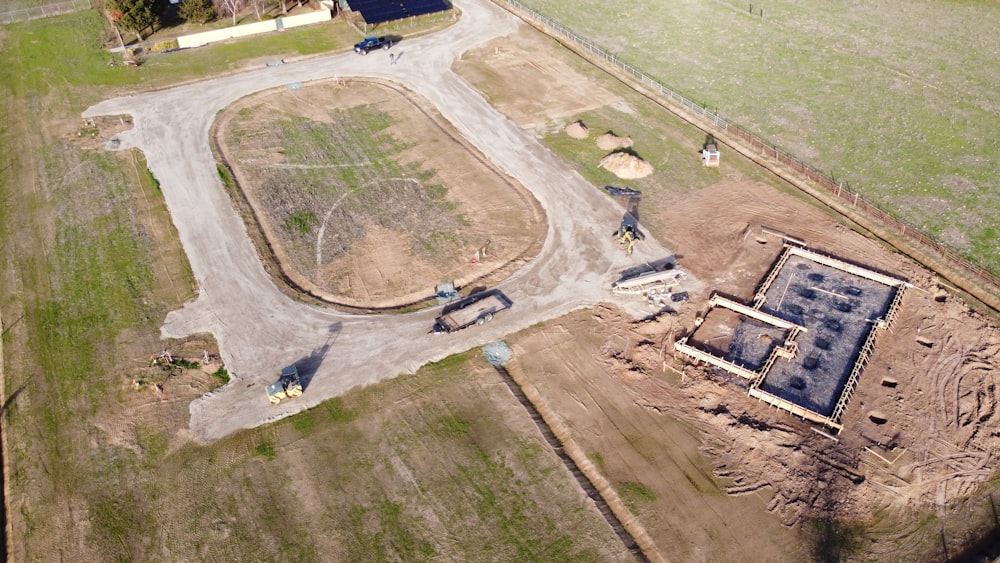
[
  {"xmin": 432, "ymin": 292, "xmax": 511, "ymax": 333},
  {"xmin": 611, "ymin": 269, "xmax": 687, "ymax": 295}
]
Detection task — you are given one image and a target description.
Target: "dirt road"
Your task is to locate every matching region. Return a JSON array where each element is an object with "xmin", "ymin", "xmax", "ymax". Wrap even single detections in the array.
[{"xmin": 83, "ymin": 0, "xmax": 693, "ymax": 443}]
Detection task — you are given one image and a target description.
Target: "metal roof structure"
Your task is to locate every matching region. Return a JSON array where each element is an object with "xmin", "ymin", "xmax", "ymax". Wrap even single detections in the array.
[{"xmin": 346, "ymin": 0, "xmax": 451, "ymax": 24}]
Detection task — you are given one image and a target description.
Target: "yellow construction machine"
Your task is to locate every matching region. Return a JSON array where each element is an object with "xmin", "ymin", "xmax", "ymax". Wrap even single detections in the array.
[
  {"xmin": 606, "ymin": 186, "xmax": 644, "ymax": 256},
  {"xmin": 267, "ymin": 366, "xmax": 303, "ymax": 405}
]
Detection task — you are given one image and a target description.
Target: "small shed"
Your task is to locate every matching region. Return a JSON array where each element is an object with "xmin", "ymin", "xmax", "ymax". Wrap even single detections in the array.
[{"xmin": 701, "ymin": 143, "xmax": 720, "ymax": 167}]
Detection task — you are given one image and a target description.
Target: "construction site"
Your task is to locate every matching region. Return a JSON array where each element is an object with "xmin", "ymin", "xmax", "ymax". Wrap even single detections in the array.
[
  {"xmin": 8, "ymin": 0, "xmax": 996, "ymax": 560},
  {"xmin": 675, "ymin": 244, "xmax": 907, "ymax": 431}
]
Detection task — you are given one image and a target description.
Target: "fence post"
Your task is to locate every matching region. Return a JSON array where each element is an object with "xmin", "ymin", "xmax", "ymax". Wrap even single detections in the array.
[{"xmin": 499, "ymin": 0, "xmax": 1000, "ymax": 300}]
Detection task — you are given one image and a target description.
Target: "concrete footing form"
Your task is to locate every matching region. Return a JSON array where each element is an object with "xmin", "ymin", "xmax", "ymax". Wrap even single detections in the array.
[{"xmin": 675, "ymin": 244, "xmax": 907, "ymax": 431}]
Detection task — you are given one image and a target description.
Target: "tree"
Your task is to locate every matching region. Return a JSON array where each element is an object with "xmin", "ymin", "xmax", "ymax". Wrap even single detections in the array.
[
  {"xmin": 179, "ymin": 0, "xmax": 216, "ymax": 24},
  {"xmin": 107, "ymin": 0, "xmax": 159, "ymax": 41},
  {"xmin": 250, "ymin": 0, "xmax": 265, "ymax": 20},
  {"xmin": 214, "ymin": 0, "xmax": 245, "ymax": 26}
]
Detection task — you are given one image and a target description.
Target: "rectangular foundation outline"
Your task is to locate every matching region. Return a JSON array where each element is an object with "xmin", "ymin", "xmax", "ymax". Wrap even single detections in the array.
[{"xmin": 676, "ymin": 244, "xmax": 908, "ymax": 431}]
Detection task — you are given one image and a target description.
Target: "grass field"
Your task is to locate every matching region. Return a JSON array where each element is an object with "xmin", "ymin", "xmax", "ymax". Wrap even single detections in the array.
[
  {"xmin": 0, "ymin": 10, "xmax": 502, "ymax": 560},
  {"xmin": 227, "ymin": 102, "xmax": 462, "ymax": 273},
  {"xmin": 4, "ymin": 2, "xmax": 998, "ymax": 560},
  {"xmin": 515, "ymin": 0, "xmax": 1000, "ymax": 273},
  {"xmin": 67, "ymin": 356, "xmax": 629, "ymax": 560}
]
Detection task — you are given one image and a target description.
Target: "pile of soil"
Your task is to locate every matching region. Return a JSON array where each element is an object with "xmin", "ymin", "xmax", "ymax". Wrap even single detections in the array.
[
  {"xmin": 598, "ymin": 151, "xmax": 653, "ymax": 179},
  {"xmin": 596, "ymin": 132, "xmax": 633, "ymax": 150},
  {"xmin": 565, "ymin": 120, "xmax": 590, "ymax": 138}
]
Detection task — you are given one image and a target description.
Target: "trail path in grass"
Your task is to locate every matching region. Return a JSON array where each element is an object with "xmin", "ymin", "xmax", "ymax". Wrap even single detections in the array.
[{"xmin": 84, "ymin": 0, "xmax": 690, "ymax": 443}]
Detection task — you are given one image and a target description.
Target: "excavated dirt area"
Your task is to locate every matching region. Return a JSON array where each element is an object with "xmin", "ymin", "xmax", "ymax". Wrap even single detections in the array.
[
  {"xmin": 215, "ymin": 79, "xmax": 544, "ymax": 308},
  {"xmin": 176, "ymin": 18, "xmax": 996, "ymax": 559},
  {"xmin": 510, "ymin": 178, "xmax": 1000, "ymax": 557},
  {"xmin": 457, "ymin": 25, "xmax": 1000, "ymax": 559}
]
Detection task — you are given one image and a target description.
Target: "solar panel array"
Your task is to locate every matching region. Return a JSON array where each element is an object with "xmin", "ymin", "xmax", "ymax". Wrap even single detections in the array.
[{"xmin": 348, "ymin": 0, "xmax": 451, "ymax": 24}]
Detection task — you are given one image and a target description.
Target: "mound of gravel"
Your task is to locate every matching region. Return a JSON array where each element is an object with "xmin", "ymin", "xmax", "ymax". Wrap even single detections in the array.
[
  {"xmin": 566, "ymin": 120, "xmax": 590, "ymax": 139},
  {"xmin": 598, "ymin": 152, "xmax": 654, "ymax": 179},
  {"xmin": 596, "ymin": 132, "xmax": 633, "ymax": 150}
]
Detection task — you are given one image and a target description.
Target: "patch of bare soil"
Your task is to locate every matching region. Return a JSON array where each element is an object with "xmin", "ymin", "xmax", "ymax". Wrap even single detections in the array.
[
  {"xmin": 454, "ymin": 25, "xmax": 622, "ymax": 130},
  {"xmin": 565, "ymin": 120, "xmax": 590, "ymax": 138},
  {"xmin": 508, "ymin": 306, "xmax": 809, "ymax": 562},
  {"xmin": 95, "ymin": 335, "xmax": 224, "ymax": 454},
  {"xmin": 509, "ymin": 170, "xmax": 1000, "ymax": 558},
  {"xmin": 67, "ymin": 115, "xmax": 134, "ymax": 151},
  {"xmin": 215, "ymin": 79, "xmax": 544, "ymax": 308},
  {"xmin": 596, "ymin": 132, "xmax": 633, "ymax": 151}
]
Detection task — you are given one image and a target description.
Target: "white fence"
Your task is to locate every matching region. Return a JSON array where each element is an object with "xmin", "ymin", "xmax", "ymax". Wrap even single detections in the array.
[{"xmin": 177, "ymin": 9, "xmax": 331, "ymax": 49}]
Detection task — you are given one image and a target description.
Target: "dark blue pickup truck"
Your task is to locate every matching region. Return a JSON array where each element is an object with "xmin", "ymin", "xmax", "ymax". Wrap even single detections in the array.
[{"xmin": 354, "ymin": 36, "xmax": 393, "ymax": 55}]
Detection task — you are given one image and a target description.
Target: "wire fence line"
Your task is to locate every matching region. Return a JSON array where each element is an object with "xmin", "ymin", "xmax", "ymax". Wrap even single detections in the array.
[
  {"xmin": 495, "ymin": 0, "xmax": 1000, "ymax": 300},
  {"xmin": 0, "ymin": 0, "xmax": 90, "ymax": 24},
  {"xmin": 0, "ymin": 0, "xmax": 91, "ymax": 25}
]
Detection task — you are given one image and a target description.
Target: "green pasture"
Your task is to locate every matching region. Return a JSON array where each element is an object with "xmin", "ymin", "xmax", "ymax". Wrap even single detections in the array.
[{"xmin": 519, "ymin": 0, "xmax": 1000, "ymax": 272}]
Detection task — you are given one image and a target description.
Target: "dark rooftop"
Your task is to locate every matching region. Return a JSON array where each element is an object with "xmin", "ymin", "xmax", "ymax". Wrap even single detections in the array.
[{"xmin": 348, "ymin": 0, "xmax": 451, "ymax": 24}]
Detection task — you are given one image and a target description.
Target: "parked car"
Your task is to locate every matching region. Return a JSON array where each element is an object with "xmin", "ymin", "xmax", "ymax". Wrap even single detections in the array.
[{"xmin": 354, "ymin": 36, "xmax": 393, "ymax": 55}]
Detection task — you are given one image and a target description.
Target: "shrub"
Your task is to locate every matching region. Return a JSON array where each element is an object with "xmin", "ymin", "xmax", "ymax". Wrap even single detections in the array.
[
  {"xmin": 151, "ymin": 39, "xmax": 179, "ymax": 53},
  {"xmin": 211, "ymin": 366, "xmax": 229, "ymax": 384},
  {"xmin": 179, "ymin": 0, "xmax": 216, "ymax": 25},
  {"xmin": 254, "ymin": 440, "xmax": 276, "ymax": 461}
]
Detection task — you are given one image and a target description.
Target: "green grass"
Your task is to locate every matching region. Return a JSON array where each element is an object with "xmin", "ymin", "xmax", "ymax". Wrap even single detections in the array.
[
  {"xmin": 211, "ymin": 365, "xmax": 230, "ymax": 384},
  {"xmin": 22, "ymin": 144, "xmax": 157, "ymax": 488},
  {"xmin": 145, "ymin": 166, "xmax": 161, "ymax": 191},
  {"xmin": 254, "ymin": 440, "xmax": 276, "ymax": 460},
  {"xmin": 0, "ymin": 9, "xmax": 358, "ymax": 109},
  {"xmin": 436, "ymin": 414, "xmax": 471, "ymax": 435},
  {"xmin": 518, "ymin": 0, "xmax": 1000, "ymax": 272},
  {"xmin": 291, "ymin": 408, "xmax": 316, "ymax": 433},
  {"xmin": 1, "ymin": 0, "xmax": 81, "ymax": 10},
  {"xmin": 424, "ymin": 350, "xmax": 476, "ymax": 372},
  {"xmin": 285, "ymin": 209, "xmax": 317, "ymax": 234},
  {"xmin": 618, "ymin": 480, "xmax": 657, "ymax": 503},
  {"xmin": 0, "ymin": 8, "xmax": 460, "ymax": 561}
]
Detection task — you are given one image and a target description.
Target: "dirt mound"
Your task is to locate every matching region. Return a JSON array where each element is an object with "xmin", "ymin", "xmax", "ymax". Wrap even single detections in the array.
[
  {"xmin": 566, "ymin": 120, "xmax": 590, "ymax": 139},
  {"xmin": 598, "ymin": 151, "xmax": 654, "ymax": 179},
  {"xmin": 596, "ymin": 132, "xmax": 633, "ymax": 150}
]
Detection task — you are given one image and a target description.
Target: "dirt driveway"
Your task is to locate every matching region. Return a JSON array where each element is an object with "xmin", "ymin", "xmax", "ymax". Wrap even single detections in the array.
[{"xmin": 83, "ymin": 0, "xmax": 692, "ymax": 443}]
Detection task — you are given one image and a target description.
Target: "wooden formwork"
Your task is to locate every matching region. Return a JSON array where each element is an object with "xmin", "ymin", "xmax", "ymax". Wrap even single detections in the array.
[
  {"xmin": 674, "ymin": 338, "xmax": 760, "ymax": 381},
  {"xmin": 786, "ymin": 245, "xmax": 907, "ymax": 288},
  {"xmin": 829, "ymin": 285, "xmax": 907, "ymax": 423},
  {"xmin": 710, "ymin": 295, "xmax": 805, "ymax": 331},
  {"xmin": 748, "ymin": 386, "xmax": 843, "ymax": 432},
  {"xmin": 753, "ymin": 245, "xmax": 793, "ymax": 308},
  {"xmin": 675, "ymin": 243, "xmax": 908, "ymax": 432}
]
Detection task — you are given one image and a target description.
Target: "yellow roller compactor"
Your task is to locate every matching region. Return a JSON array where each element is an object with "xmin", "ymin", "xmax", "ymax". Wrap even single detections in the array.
[{"xmin": 267, "ymin": 366, "xmax": 303, "ymax": 405}]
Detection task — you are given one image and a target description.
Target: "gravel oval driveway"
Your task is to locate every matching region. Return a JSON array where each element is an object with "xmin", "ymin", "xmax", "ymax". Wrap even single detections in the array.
[{"xmin": 84, "ymin": 0, "xmax": 688, "ymax": 443}]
